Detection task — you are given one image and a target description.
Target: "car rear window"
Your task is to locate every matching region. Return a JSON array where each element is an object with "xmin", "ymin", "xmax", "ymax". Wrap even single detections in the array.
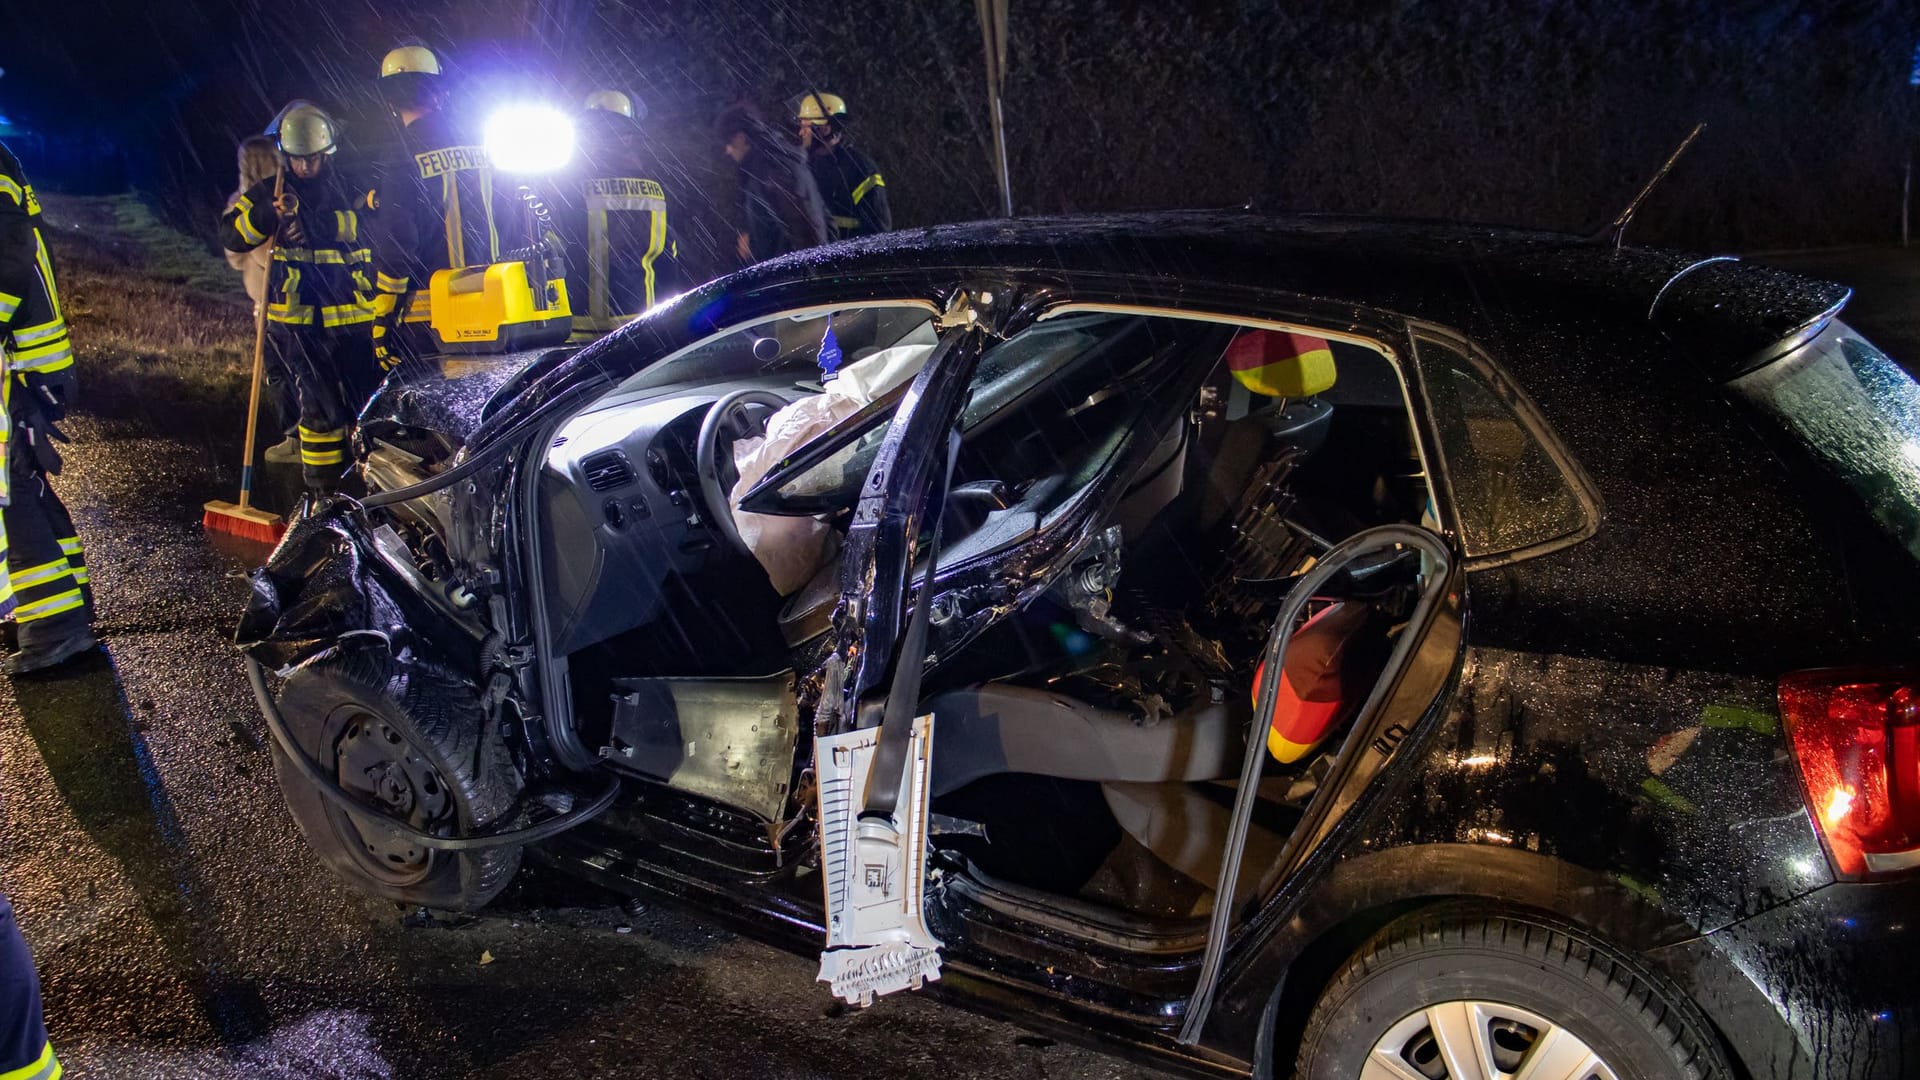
[{"xmin": 1727, "ymin": 320, "xmax": 1920, "ymax": 562}]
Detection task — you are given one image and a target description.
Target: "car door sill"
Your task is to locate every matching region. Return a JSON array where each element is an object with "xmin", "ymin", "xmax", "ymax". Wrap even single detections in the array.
[{"xmin": 944, "ymin": 864, "xmax": 1213, "ymax": 955}]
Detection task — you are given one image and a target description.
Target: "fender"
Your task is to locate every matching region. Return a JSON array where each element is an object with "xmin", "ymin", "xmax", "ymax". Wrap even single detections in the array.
[
  {"xmin": 1212, "ymin": 641, "xmax": 1831, "ymax": 1072},
  {"xmin": 234, "ymin": 502, "xmax": 484, "ymax": 673},
  {"xmin": 1223, "ymin": 841, "xmax": 1797, "ymax": 1077}
]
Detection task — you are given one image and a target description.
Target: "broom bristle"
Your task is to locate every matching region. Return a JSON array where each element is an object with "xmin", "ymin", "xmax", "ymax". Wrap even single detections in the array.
[{"xmin": 203, "ymin": 500, "xmax": 286, "ymax": 544}]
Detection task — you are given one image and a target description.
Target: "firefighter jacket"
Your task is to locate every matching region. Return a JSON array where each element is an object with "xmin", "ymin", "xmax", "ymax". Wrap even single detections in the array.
[
  {"xmin": 737, "ymin": 141, "xmax": 827, "ymax": 262},
  {"xmin": 364, "ymin": 110, "xmax": 524, "ymax": 300},
  {"xmin": 0, "ymin": 140, "xmax": 81, "ymax": 610},
  {"xmin": 0, "ymin": 893, "xmax": 59, "ymax": 1080},
  {"xmin": 221, "ymin": 165, "xmax": 373, "ymax": 333},
  {"xmin": 809, "ymin": 142, "xmax": 889, "ymax": 240},
  {"xmin": 562, "ymin": 110, "xmax": 678, "ymax": 329}
]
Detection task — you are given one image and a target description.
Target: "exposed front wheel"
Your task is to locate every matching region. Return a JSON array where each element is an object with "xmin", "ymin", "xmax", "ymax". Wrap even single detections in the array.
[
  {"xmin": 1297, "ymin": 906, "xmax": 1729, "ymax": 1080},
  {"xmin": 270, "ymin": 650, "xmax": 522, "ymax": 909}
]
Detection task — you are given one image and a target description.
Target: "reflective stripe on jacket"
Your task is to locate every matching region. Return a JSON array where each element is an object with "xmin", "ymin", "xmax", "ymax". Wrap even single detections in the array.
[
  {"xmin": 0, "ymin": 142, "xmax": 73, "ymax": 386},
  {"xmin": 221, "ymin": 168, "xmax": 374, "ymax": 332},
  {"xmin": 810, "ymin": 142, "xmax": 890, "ymax": 240}
]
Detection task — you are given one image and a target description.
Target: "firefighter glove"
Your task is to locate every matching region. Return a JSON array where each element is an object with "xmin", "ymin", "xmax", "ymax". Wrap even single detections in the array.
[
  {"xmin": 21, "ymin": 367, "xmax": 78, "ymax": 422},
  {"xmin": 372, "ymin": 323, "xmax": 400, "ymax": 372},
  {"xmin": 273, "ymin": 192, "xmax": 304, "ymax": 244}
]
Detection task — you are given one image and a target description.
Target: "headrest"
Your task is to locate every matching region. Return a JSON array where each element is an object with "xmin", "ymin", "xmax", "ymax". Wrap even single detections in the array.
[
  {"xmin": 1257, "ymin": 600, "xmax": 1372, "ymax": 763},
  {"xmin": 1226, "ymin": 329, "xmax": 1337, "ymax": 398}
]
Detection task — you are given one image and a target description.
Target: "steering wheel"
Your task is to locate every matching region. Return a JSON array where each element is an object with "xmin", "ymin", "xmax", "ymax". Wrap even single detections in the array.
[{"xmin": 696, "ymin": 389, "xmax": 793, "ymax": 557}]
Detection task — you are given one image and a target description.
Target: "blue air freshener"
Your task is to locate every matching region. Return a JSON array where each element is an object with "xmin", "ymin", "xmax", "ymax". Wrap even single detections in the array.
[{"xmin": 819, "ymin": 316, "xmax": 843, "ymax": 384}]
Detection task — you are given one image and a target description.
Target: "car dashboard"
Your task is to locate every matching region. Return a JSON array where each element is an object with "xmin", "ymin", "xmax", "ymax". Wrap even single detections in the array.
[{"xmin": 539, "ymin": 375, "xmax": 803, "ymax": 656}]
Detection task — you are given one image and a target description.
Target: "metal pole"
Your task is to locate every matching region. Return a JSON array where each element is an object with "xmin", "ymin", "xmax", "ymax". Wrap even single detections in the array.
[
  {"xmin": 988, "ymin": 94, "xmax": 1012, "ymax": 217},
  {"xmin": 976, "ymin": 0, "xmax": 1012, "ymax": 216}
]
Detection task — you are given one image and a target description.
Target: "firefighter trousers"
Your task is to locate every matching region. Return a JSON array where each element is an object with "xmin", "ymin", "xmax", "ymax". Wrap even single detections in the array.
[
  {"xmin": 5, "ymin": 433, "xmax": 91, "ymax": 646},
  {"xmin": 268, "ymin": 328, "xmax": 367, "ymax": 491},
  {"xmin": 0, "ymin": 893, "xmax": 58, "ymax": 1080},
  {"xmin": 262, "ymin": 346, "xmax": 299, "ymax": 441}
]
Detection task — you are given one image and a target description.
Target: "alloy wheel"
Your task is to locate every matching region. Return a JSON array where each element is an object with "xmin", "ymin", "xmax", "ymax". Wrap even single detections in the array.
[{"xmin": 1363, "ymin": 1000, "xmax": 1619, "ymax": 1080}]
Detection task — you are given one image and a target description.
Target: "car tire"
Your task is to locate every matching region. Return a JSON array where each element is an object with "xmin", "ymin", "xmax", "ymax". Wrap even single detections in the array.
[
  {"xmin": 1296, "ymin": 905, "xmax": 1729, "ymax": 1080},
  {"xmin": 270, "ymin": 649, "xmax": 522, "ymax": 910}
]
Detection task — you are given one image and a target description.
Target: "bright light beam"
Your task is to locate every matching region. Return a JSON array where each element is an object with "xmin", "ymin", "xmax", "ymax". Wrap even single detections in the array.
[{"xmin": 484, "ymin": 105, "xmax": 575, "ymax": 174}]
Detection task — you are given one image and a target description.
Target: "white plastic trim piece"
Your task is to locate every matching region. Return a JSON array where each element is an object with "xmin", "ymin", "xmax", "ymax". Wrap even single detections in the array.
[{"xmin": 815, "ymin": 715, "xmax": 944, "ymax": 1006}]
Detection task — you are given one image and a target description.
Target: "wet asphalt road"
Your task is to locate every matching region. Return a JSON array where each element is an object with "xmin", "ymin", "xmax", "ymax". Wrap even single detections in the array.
[
  {"xmin": 3, "ymin": 245, "xmax": 1915, "ymax": 1080},
  {"xmin": 0, "ymin": 416, "xmax": 1162, "ymax": 1080}
]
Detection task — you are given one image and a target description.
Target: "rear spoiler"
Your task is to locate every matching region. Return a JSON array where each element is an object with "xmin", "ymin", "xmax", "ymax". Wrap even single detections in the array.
[{"xmin": 1646, "ymin": 256, "xmax": 1852, "ymax": 380}]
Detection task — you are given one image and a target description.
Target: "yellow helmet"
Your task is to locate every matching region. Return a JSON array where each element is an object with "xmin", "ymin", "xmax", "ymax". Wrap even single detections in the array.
[
  {"xmin": 794, "ymin": 92, "xmax": 847, "ymax": 126},
  {"xmin": 380, "ymin": 45, "xmax": 442, "ymax": 78},
  {"xmin": 584, "ymin": 90, "xmax": 635, "ymax": 118}
]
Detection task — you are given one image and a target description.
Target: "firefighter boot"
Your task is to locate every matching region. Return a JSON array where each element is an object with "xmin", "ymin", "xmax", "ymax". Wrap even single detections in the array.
[
  {"xmin": 264, "ymin": 435, "xmax": 301, "ymax": 464},
  {"xmin": 6, "ymin": 625, "xmax": 97, "ymax": 675}
]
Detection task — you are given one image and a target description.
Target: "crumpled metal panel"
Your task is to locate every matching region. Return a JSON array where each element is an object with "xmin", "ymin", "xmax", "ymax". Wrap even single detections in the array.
[
  {"xmin": 607, "ymin": 672, "xmax": 801, "ymax": 821},
  {"xmin": 233, "ymin": 502, "xmax": 476, "ymax": 673},
  {"xmin": 360, "ymin": 347, "xmax": 573, "ymax": 445}
]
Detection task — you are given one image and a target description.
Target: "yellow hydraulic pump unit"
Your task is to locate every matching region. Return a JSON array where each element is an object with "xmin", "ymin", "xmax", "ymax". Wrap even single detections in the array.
[{"xmin": 426, "ymin": 185, "xmax": 574, "ymax": 354}]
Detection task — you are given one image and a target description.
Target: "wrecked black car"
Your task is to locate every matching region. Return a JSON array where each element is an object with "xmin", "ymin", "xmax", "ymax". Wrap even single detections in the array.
[{"xmin": 238, "ymin": 213, "xmax": 1920, "ymax": 1079}]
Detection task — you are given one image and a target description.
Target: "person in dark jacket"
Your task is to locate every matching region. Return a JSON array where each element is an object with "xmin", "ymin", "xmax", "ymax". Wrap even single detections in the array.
[
  {"xmin": 716, "ymin": 104, "xmax": 826, "ymax": 264},
  {"xmin": 794, "ymin": 92, "xmax": 891, "ymax": 240},
  {"xmin": 220, "ymin": 103, "xmax": 373, "ymax": 497},
  {"xmin": 562, "ymin": 90, "xmax": 678, "ymax": 337},
  {"xmin": 362, "ymin": 45, "xmax": 523, "ymax": 371}
]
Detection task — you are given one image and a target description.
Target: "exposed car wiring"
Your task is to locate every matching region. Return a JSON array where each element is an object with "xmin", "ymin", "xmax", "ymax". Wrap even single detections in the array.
[{"xmin": 360, "ymin": 376, "xmax": 613, "ymax": 510}]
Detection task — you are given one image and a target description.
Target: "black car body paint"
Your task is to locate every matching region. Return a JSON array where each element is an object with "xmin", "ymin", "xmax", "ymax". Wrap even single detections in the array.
[{"xmin": 237, "ymin": 213, "xmax": 1919, "ymax": 1079}]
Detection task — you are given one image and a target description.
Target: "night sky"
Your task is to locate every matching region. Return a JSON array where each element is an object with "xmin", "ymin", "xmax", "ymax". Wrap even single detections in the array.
[{"xmin": 5, "ymin": 0, "xmax": 1919, "ymax": 258}]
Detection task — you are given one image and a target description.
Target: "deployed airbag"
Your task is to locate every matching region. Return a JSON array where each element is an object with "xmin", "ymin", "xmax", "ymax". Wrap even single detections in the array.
[{"xmin": 729, "ymin": 330, "xmax": 936, "ymax": 594}]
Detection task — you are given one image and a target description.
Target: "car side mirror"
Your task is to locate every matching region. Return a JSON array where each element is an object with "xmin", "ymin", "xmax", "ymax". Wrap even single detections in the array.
[{"xmin": 948, "ymin": 479, "xmax": 1010, "ymax": 510}]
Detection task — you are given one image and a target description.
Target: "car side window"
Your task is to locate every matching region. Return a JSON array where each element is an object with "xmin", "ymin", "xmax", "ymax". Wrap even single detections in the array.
[{"xmin": 1415, "ymin": 334, "xmax": 1593, "ymax": 559}]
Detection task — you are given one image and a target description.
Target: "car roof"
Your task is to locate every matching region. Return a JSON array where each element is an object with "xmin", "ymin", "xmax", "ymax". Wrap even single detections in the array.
[{"xmin": 738, "ymin": 211, "xmax": 1851, "ymax": 377}]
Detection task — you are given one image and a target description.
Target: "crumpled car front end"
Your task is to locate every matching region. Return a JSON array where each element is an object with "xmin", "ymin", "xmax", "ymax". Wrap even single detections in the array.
[{"xmin": 235, "ymin": 501, "xmax": 488, "ymax": 675}]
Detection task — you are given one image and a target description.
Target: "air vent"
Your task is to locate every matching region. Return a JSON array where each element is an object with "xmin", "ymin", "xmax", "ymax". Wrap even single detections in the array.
[{"xmin": 582, "ymin": 449, "xmax": 636, "ymax": 492}]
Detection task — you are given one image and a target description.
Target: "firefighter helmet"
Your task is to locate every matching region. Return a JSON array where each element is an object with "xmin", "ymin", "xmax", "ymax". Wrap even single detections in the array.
[
  {"xmin": 794, "ymin": 92, "xmax": 848, "ymax": 126},
  {"xmin": 380, "ymin": 45, "xmax": 442, "ymax": 78},
  {"xmin": 272, "ymin": 102, "xmax": 338, "ymax": 157},
  {"xmin": 584, "ymin": 90, "xmax": 636, "ymax": 118}
]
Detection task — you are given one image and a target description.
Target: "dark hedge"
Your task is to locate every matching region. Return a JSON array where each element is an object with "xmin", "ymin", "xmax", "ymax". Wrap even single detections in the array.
[{"xmin": 11, "ymin": 0, "xmax": 1919, "ymax": 281}]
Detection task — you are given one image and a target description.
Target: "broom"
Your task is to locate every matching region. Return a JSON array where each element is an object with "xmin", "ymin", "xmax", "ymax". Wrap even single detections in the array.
[{"xmin": 204, "ymin": 165, "xmax": 290, "ymax": 544}]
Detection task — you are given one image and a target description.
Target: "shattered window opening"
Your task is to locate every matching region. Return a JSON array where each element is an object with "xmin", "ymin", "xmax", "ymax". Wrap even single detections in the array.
[{"xmin": 1414, "ymin": 333, "xmax": 1593, "ymax": 559}]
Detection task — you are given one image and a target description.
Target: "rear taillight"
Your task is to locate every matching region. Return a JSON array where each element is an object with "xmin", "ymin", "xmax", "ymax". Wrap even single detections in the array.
[{"xmin": 1780, "ymin": 669, "xmax": 1920, "ymax": 880}]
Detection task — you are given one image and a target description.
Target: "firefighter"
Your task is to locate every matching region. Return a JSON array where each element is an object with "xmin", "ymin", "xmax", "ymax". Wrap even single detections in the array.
[
  {"xmin": 0, "ymin": 140, "xmax": 97, "ymax": 674},
  {"xmin": 795, "ymin": 92, "xmax": 890, "ymax": 240},
  {"xmin": 564, "ymin": 89, "xmax": 677, "ymax": 337},
  {"xmin": 716, "ymin": 103, "xmax": 826, "ymax": 263},
  {"xmin": 220, "ymin": 103, "xmax": 373, "ymax": 499},
  {"xmin": 363, "ymin": 44, "xmax": 518, "ymax": 370},
  {"xmin": 0, "ymin": 892, "xmax": 58, "ymax": 1080},
  {"xmin": 225, "ymin": 135, "xmax": 301, "ymax": 462}
]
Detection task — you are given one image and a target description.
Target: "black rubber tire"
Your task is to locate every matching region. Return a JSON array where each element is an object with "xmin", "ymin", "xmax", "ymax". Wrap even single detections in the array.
[
  {"xmin": 1296, "ymin": 905, "xmax": 1730, "ymax": 1080},
  {"xmin": 269, "ymin": 649, "xmax": 522, "ymax": 910}
]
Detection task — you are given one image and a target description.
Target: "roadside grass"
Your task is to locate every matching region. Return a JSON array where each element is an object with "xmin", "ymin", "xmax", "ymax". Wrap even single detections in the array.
[{"xmin": 36, "ymin": 192, "xmax": 255, "ymax": 430}]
